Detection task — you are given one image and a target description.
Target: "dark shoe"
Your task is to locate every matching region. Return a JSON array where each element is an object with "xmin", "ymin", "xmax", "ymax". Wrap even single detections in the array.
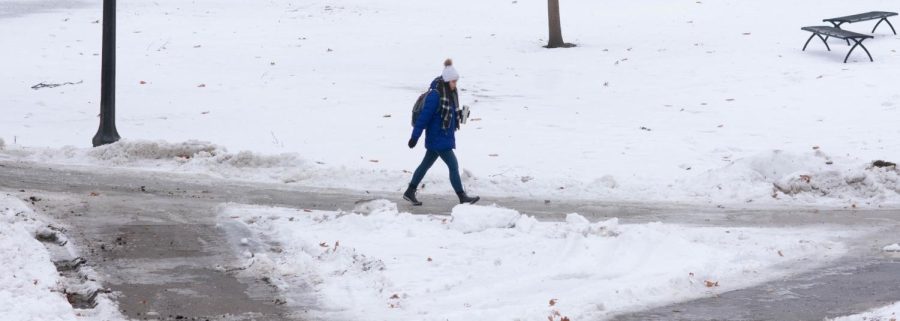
[
  {"xmin": 403, "ymin": 188, "xmax": 422, "ymax": 206},
  {"xmin": 457, "ymin": 191, "xmax": 480, "ymax": 204}
]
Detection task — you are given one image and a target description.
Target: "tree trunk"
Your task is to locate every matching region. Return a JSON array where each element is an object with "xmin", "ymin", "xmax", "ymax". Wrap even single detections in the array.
[{"xmin": 546, "ymin": 0, "xmax": 569, "ymax": 48}]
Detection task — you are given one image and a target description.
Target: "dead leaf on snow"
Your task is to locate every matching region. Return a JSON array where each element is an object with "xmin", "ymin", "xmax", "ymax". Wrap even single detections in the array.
[{"xmin": 549, "ymin": 299, "xmax": 557, "ymax": 306}]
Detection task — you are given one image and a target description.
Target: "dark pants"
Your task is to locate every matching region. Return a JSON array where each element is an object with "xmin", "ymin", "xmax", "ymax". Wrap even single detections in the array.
[{"xmin": 409, "ymin": 149, "xmax": 464, "ymax": 193}]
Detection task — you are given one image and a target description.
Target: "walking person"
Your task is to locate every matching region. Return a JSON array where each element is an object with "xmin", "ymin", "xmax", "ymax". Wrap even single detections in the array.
[{"xmin": 404, "ymin": 59, "xmax": 480, "ymax": 206}]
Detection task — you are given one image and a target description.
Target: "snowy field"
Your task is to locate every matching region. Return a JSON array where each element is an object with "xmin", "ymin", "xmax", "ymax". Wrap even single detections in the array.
[
  {"xmin": 4, "ymin": 0, "xmax": 900, "ymax": 207},
  {"xmin": 0, "ymin": 193, "xmax": 123, "ymax": 321},
  {"xmin": 222, "ymin": 201, "xmax": 850, "ymax": 321}
]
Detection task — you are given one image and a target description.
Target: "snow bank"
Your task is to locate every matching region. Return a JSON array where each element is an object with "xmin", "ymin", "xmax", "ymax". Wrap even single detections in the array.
[
  {"xmin": 0, "ymin": 195, "xmax": 75, "ymax": 321},
  {"xmin": 19, "ymin": 140, "xmax": 428, "ymax": 193},
  {"xmin": 87, "ymin": 140, "xmax": 220, "ymax": 163},
  {"xmin": 0, "ymin": 194, "xmax": 124, "ymax": 321},
  {"xmin": 32, "ymin": 139, "xmax": 297, "ymax": 168},
  {"xmin": 352, "ymin": 199, "xmax": 398, "ymax": 215},
  {"xmin": 563, "ymin": 214, "xmax": 620, "ymax": 238},
  {"xmin": 831, "ymin": 302, "xmax": 900, "ymax": 321},
  {"xmin": 222, "ymin": 202, "xmax": 848, "ymax": 321},
  {"xmin": 685, "ymin": 149, "xmax": 900, "ymax": 206},
  {"xmin": 82, "ymin": 139, "xmax": 302, "ymax": 169},
  {"xmin": 449, "ymin": 204, "xmax": 520, "ymax": 233}
]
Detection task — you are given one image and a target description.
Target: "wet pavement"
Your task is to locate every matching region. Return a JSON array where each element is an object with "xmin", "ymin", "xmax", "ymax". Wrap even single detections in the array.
[
  {"xmin": 613, "ymin": 258, "xmax": 900, "ymax": 321},
  {"xmin": 6, "ymin": 175, "xmax": 299, "ymax": 320}
]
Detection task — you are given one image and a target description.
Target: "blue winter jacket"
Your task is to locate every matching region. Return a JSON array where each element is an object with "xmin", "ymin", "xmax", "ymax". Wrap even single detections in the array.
[{"xmin": 411, "ymin": 78, "xmax": 457, "ymax": 151}]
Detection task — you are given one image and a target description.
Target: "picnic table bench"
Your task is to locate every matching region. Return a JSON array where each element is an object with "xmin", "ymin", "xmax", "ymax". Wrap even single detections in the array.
[
  {"xmin": 801, "ymin": 26, "xmax": 873, "ymax": 63},
  {"xmin": 824, "ymin": 11, "xmax": 897, "ymax": 34}
]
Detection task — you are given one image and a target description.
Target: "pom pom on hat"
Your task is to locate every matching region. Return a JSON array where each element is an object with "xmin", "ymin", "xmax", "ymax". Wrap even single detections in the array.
[{"xmin": 441, "ymin": 58, "xmax": 459, "ymax": 82}]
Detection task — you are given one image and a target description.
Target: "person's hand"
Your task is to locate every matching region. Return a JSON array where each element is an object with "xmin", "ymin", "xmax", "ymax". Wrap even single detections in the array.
[{"xmin": 408, "ymin": 138, "xmax": 417, "ymax": 149}]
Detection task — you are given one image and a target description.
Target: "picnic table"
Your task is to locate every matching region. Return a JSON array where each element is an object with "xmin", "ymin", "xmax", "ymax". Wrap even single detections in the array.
[
  {"xmin": 824, "ymin": 11, "xmax": 898, "ymax": 34},
  {"xmin": 801, "ymin": 26, "xmax": 874, "ymax": 63}
]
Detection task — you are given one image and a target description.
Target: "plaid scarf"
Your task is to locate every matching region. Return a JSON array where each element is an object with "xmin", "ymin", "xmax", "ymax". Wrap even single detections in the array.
[{"xmin": 433, "ymin": 77, "xmax": 460, "ymax": 131}]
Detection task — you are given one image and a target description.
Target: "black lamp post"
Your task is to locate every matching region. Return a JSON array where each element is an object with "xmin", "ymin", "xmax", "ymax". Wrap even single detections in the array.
[{"xmin": 93, "ymin": 0, "xmax": 120, "ymax": 147}]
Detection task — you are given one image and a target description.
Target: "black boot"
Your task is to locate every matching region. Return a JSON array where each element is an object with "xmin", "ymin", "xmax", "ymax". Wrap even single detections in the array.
[
  {"xmin": 457, "ymin": 191, "xmax": 480, "ymax": 204},
  {"xmin": 403, "ymin": 186, "xmax": 422, "ymax": 206}
]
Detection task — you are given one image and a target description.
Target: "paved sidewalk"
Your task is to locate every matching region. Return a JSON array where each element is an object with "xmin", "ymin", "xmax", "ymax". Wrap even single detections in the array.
[
  {"xmin": 16, "ymin": 189, "xmax": 301, "ymax": 320},
  {"xmin": 613, "ymin": 258, "xmax": 900, "ymax": 321}
]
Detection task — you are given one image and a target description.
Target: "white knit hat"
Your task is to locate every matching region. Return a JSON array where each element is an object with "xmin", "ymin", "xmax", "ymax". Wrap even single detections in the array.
[{"xmin": 441, "ymin": 65, "xmax": 459, "ymax": 82}]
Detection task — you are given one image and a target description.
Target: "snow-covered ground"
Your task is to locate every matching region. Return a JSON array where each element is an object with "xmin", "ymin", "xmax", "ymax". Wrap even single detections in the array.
[
  {"xmin": 0, "ymin": 193, "xmax": 123, "ymax": 321},
  {"xmin": 832, "ymin": 302, "xmax": 900, "ymax": 321},
  {"xmin": 4, "ymin": 0, "xmax": 900, "ymax": 207},
  {"xmin": 222, "ymin": 201, "xmax": 850, "ymax": 321}
]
